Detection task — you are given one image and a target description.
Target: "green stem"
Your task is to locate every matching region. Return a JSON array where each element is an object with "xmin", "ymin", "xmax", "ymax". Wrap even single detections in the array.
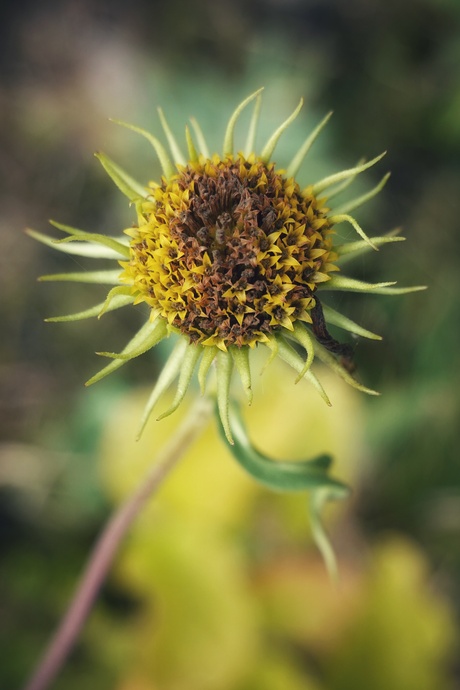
[{"xmin": 23, "ymin": 395, "xmax": 213, "ymax": 690}]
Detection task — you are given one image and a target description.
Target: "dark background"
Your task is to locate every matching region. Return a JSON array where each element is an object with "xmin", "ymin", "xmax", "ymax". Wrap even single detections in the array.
[{"xmin": 1, "ymin": 1, "xmax": 459, "ymax": 688}]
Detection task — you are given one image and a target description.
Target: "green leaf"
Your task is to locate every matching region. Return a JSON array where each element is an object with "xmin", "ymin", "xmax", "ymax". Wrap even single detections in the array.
[
  {"xmin": 217, "ymin": 400, "xmax": 350, "ymax": 579},
  {"xmin": 219, "ymin": 401, "xmax": 347, "ymax": 493},
  {"xmin": 309, "ymin": 488, "xmax": 344, "ymax": 583}
]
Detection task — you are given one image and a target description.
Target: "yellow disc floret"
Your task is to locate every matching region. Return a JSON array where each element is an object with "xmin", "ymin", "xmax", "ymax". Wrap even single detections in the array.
[{"xmin": 121, "ymin": 154, "xmax": 339, "ymax": 350}]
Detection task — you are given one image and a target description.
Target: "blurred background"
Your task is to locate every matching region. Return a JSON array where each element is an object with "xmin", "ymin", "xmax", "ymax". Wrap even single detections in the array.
[{"xmin": 1, "ymin": 0, "xmax": 460, "ymax": 688}]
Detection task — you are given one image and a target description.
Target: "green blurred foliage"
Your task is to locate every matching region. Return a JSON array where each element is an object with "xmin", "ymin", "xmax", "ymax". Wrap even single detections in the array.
[{"xmin": 1, "ymin": 0, "xmax": 459, "ymax": 687}]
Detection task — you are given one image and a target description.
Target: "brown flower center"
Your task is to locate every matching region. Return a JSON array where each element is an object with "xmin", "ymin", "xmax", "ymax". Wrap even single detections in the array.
[{"xmin": 121, "ymin": 155, "xmax": 338, "ymax": 349}]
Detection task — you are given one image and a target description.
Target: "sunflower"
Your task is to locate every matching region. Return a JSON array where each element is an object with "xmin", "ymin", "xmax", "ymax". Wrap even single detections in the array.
[{"xmin": 29, "ymin": 88, "xmax": 424, "ymax": 443}]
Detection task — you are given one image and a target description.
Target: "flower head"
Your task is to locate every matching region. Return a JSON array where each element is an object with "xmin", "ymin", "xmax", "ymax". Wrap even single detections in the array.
[{"xmin": 29, "ymin": 89, "xmax": 425, "ymax": 442}]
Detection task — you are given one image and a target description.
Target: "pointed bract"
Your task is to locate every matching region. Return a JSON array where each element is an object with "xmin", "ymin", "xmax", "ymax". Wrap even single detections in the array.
[
  {"xmin": 314, "ymin": 341, "xmax": 380, "ymax": 396},
  {"xmin": 189, "ymin": 117, "xmax": 210, "ymax": 158},
  {"xmin": 230, "ymin": 346, "xmax": 252, "ymax": 405},
  {"xmin": 290, "ymin": 322, "xmax": 315, "ymax": 382},
  {"xmin": 137, "ymin": 338, "xmax": 188, "ymax": 440},
  {"xmin": 244, "ymin": 93, "xmax": 262, "ymax": 158},
  {"xmin": 54, "ymin": 232, "xmax": 130, "ymax": 258},
  {"xmin": 324, "ymin": 158, "xmax": 365, "ymax": 200},
  {"xmin": 328, "ymin": 213, "xmax": 377, "ymax": 250},
  {"xmin": 276, "ymin": 336, "xmax": 331, "ymax": 406},
  {"xmin": 216, "ymin": 351, "xmax": 234, "ymax": 444},
  {"xmin": 110, "ymin": 119, "xmax": 175, "ymax": 179},
  {"xmin": 261, "ymin": 98, "xmax": 303, "ymax": 163},
  {"xmin": 85, "ymin": 319, "xmax": 167, "ymax": 386},
  {"xmin": 312, "ymin": 153, "xmax": 386, "ymax": 195},
  {"xmin": 185, "ymin": 125, "xmax": 199, "ymax": 163},
  {"xmin": 322, "ymin": 304, "xmax": 382, "ymax": 341},
  {"xmin": 157, "ymin": 344, "xmax": 202, "ymax": 420},
  {"xmin": 336, "ymin": 232, "xmax": 405, "ymax": 264},
  {"xmin": 45, "ymin": 294, "xmax": 134, "ymax": 323},
  {"xmin": 27, "ymin": 229, "xmax": 125, "ymax": 259},
  {"xmin": 198, "ymin": 346, "xmax": 218, "ymax": 394},
  {"xmin": 223, "ymin": 88, "xmax": 264, "ymax": 157},
  {"xmin": 323, "ymin": 275, "xmax": 426, "ymax": 295},
  {"xmin": 98, "ymin": 286, "xmax": 134, "ymax": 318},
  {"xmin": 334, "ymin": 173, "xmax": 391, "ymax": 216},
  {"xmin": 39, "ymin": 269, "xmax": 122, "ymax": 285},
  {"xmin": 157, "ymin": 108, "xmax": 186, "ymax": 166},
  {"xmin": 95, "ymin": 152, "xmax": 147, "ymax": 201},
  {"xmin": 287, "ymin": 111, "xmax": 333, "ymax": 178}
]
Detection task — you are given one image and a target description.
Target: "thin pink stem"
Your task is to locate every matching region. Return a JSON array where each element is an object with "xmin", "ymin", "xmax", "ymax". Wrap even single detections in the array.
[{"xmin": 23, "ymin": 396, "xmax": 212, "ymax": 690}]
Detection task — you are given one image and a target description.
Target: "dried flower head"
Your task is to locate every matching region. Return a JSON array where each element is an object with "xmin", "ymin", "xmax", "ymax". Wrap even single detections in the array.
[{"xmin": 29, "ymin": 89, "xmax": 424, "ymax": 442}]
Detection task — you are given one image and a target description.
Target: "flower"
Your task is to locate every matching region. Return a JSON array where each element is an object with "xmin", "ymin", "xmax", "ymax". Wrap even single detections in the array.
[{"xmin": 29, "ymin": 89, "xmax": 425, "ymax": 443}]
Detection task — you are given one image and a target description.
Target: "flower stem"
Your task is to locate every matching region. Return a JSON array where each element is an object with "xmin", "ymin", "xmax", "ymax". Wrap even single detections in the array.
[{"xmin": 23, "ymin": 395, "xmax": 213, "ymax": 690}]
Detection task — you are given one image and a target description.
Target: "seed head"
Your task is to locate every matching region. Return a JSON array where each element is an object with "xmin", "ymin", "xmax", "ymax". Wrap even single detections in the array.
[
  {"xmin": 121, "ymin": 154, "xmax": 337, "ymax": 350},
  {"xmin": 29, "ymin": 89, "xmax": 425, "ymax": 443}
]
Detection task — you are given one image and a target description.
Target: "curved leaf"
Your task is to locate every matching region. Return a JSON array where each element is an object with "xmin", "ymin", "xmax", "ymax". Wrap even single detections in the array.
[
  {"xmin": 217, "ymin": 400, "xmax": 350, "ymax": 578},
  {"xmin": 219, "ymin": 401, "xmax": 347, "ymax": 493}
]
